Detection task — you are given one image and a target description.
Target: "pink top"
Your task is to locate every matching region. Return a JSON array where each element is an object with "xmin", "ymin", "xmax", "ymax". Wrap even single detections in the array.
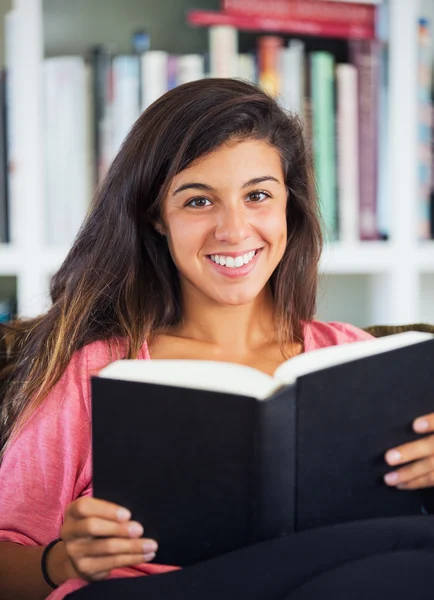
[{"xmin": 0, "ymin": 320, "xmax": 373, "ymax": 599}]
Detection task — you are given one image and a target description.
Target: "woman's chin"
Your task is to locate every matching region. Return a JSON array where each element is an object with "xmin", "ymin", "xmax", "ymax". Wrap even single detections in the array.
[{"xmin": 211, "ymin": 288, "xmax": 264, "ymax": 307}]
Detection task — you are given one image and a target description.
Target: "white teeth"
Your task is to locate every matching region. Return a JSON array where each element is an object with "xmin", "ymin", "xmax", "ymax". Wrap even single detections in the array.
[
  {"xmin": 209, "ymin": 250, "xmax": 257, "ymax": 268},
  {"xmin": 226, "ymin": 257, "xmax": 235, "ymax": 268}
]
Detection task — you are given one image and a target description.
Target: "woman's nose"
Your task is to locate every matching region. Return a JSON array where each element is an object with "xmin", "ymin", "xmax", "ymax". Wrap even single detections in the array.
[{"xmin": 214, "ymin": 205, "xmax": 250, "ymax": 244}]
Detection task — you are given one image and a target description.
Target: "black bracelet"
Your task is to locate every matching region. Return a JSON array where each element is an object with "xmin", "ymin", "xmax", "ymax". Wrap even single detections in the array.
[{"xmin": 41, "ymin": 538, "xmax": 62, "ymax": 589}]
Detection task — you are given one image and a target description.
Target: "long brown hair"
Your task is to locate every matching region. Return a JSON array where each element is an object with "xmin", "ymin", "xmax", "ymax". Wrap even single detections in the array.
[{"xmin": 0, "ymin": 78, "xmax": 322, "ymax": 456}]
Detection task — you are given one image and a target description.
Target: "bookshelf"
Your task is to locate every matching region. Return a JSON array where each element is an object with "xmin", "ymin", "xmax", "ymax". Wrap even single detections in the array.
[{"xmin": 0, "ymin": 0, "xmax": 433, "ymax": 328}]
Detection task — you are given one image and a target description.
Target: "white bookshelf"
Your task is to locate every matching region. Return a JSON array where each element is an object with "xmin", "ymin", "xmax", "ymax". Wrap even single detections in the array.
[{"xmin": 0, "ymin": 0, "xmax": 433, "ymax": 327}]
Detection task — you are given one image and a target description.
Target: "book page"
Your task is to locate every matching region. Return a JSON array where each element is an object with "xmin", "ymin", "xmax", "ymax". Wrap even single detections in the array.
[
  {"xmin": 98, "ymin": 359, "xmax": 281, "ymax": 400},
  {"xmin": 274, "ymin": 331, "xmax": 434, "ymax": 384}
]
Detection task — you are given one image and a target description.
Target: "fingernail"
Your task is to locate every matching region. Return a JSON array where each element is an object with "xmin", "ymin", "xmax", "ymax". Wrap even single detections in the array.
[
  {"xmin": 143, "ymin": 552, "xmax": 156, "ymax": 562},
  {"xmin": 117, "ymin": 508, "xmax": 131, "ymax": 521},
  {"xmin": 386, "ymin": 450, "xmax": 401, "ymax": 465},
  {"xmin": 143, "ymin": 541, "xmax": 158, "ymax": 553},
  {"xmin": 414, "ymin": 418, "xmax": 429, "ymax": 432},
  {"xmin": 384, "ymin": 472, "xmax": 399, "ymax": 485},
  {"xmin": 128, "ymin": 522, "xmax": 144, "ymax": 537}
]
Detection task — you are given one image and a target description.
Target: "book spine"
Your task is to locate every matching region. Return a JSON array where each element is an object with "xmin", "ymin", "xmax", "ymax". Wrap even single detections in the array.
[
  {"xmin": 279, "ymin": 39, "xmax": 305, "ymax": 115},
  {"xmin": 209, "ymin": 25, "xmax": 238, "ymax": 77},
  {"xmin": 112, "ymin": 55, "xmax": 140, "ymax": 156},
  {"xmin": 376, "ymin": 40, "xmax": 389, "ymax": 240},
  {"xmin": 167, "ymin": 55, "xmax": 179, "ymax": 90},
  {"xmin": 4, "ymin": 10, "xmax": 18, "ymax": 246},
  {"xmin": 257, "ymin": 36, "xmax": 283, "ymax": 97},
  {"xmin": 0, "ymin": 296, "xmax": 16, "ymax": 322},
  {"xmin": 189, "ymin": 10, "xmax": 375, "ymax": 40},
  {"xmin": 253, "ymin": 386, "xmax": 297, "ymax": 540},
  {"xmin": 336, "ymin": 63, "xmax": 359, "ymax": 243},
  {"xmin": 349, "ymin": 39, "xmax": 381, "ymax": 240},
  {"xmin": 43, "ymin": 57, "xmax": 93, "ymax": 246},
  {"xmin": 310, "ymin": 51, "xmax": 337, "ymax": 241},
  {"xmin": 140, "ymin": 51, "xmax": 169, "ymax": 112},
  {"xmin": 431, "ymin": 103, "xmax": 434, "ymax": 239},
  {"xmin": 177, "ymin": 54, "xmax": 205, "ymax": 85},
  {"xmin": 0, "ymin": 71, "xmax": 9, "ymax": 244},
  {"xmin": 417, "ymin": 19, "xmax": 432, "ymax": 240},
  {"xmin": 237, "ymin": 52, "xmax": 257, "ymax": 83},
  {"xmin": 222, "ymin": 0, "xmax": 376, "ymax": 26},
  {"xmin": 88, "ymin": 47, "xmax": 113, "ymax": 185}
]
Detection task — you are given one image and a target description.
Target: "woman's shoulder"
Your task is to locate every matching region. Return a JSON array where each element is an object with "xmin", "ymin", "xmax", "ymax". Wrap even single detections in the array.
[
  {"xmin": 23, "ymin": 337, "xmax": 150, "ymax": 425},
  {"xmin": 303, "ymin": 319, "xmax": 374, "ymax": 351}
]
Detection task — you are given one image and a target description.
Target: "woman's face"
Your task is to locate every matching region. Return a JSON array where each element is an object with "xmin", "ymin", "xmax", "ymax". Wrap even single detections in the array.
[{"xmin": 160, "ymin": 139, "xmax": 288, "ymax": 307}]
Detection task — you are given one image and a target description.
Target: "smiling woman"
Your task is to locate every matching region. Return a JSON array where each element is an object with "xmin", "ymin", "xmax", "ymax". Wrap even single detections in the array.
[{"xmin": 0, "ymin": 78, "xmax": 434, "ymax": 600}]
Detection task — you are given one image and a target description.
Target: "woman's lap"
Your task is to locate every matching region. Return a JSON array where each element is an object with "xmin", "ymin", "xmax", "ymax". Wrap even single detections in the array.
[{"xmin": 67, "ymin": 516, "xmax": 434, "ymax": 600}]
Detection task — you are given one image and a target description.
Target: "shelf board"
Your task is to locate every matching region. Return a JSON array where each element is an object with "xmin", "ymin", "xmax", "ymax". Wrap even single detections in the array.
[
  {"xmin": 320, "ymin": 242, "xmax": 393, "ymax": 274},
  {"xmin": 416, "ymin": 241, "xmax": 434, "ymax": 272},
  {"xmin": 0, "ymin": 245, "xmax": 70, "ymax": 276},
  {"xmin": 187, "ymin": 10, "xmax": 375, "ymax": 40},
  {"xmin": 2, "ymin": 243, "xmax": 434, "ymax": 278}
]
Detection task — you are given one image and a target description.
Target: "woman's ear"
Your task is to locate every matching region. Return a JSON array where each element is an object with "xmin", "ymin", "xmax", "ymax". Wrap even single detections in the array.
[{"xmin": 153, "ymin": 221, "xmax": 166, "ymax": 236}]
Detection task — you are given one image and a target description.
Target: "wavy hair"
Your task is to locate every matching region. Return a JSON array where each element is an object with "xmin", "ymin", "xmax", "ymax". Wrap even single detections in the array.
[{"xmin": 0, "ymin": 78, "xmax": 322, "ymax": 456}]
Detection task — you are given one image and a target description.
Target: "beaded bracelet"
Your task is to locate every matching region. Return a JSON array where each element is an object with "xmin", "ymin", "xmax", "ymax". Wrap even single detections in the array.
[{"xmin": 41, "ymin": 538, "xmax": 62, "ymax": 589}]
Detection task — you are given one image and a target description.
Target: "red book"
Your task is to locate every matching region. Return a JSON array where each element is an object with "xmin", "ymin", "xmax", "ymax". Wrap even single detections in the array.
[
  {"xmin": 188, "ymin": 10, "xmax": 375, "ymax": 41},
  {"xmin": 222, "ymin": 0, "xmax": 375, "ymax": 27}
]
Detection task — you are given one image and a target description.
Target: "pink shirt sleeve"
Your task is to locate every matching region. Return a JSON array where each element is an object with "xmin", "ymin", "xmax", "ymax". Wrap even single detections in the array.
[
  {"xmin": 0, "ymin": 345, "xmax": 93, "ymax": 547},
  {"xmin": 0, "ymin": 339, "xmax": 176, "ymax": 600},
  {"xmin": 304, "ymin": 320, "xmax": 374, "ymax": 351}
]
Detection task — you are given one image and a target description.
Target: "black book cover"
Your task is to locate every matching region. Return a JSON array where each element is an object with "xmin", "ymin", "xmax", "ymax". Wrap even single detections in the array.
[{"xmin": 92, "ymin": 380, "xmax": 296, "ymax": 566}]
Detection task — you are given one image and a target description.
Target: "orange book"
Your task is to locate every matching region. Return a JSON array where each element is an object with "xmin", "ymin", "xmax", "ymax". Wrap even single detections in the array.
[{"xmin": 257, "ymin": 36, "xmax": 283, "ymax": 97}]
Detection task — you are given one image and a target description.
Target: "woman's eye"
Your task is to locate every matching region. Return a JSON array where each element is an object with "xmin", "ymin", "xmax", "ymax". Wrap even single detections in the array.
[
  {"xmin": 246, "ymin": 191, "xmax": 270, "ymax": 203},
  {"xmin": 186, "ymin": 197, "xmax": 212, "ymax": 208}
]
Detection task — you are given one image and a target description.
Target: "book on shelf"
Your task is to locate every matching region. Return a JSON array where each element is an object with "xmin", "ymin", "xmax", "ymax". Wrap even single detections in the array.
[
  {"xmin": 92, "ymin": 331, "xmax": 434, "ymax": 567},
  {"xmin": 188, "ymin": 9, "xmax": 375, "ymax": 41},
  {"xmin": 43, "ymin": 57, "xmax": 93, "ymax": 247},
  {"xmin": 222, "ymin": 0, "xmax": 377, "ymax": 27},
  {"xmin": 0, "ymin": 70, "xmax": 9, "ymax": 244},
  {"xmin": 417, "ymin": 18, "xmax": 433, "ymax": 241},
  {"xmin": 0, "ymin": 297, "xmax": 15, "ymax": 322},
  {"xmin": 336, "ymin": 63, "xmax": 359, "ymax": 243},
  {"xmin": 349, "ymin": 39, "xmax": 383, "ymax": 240},
  {"xmin": 310, "ymin": 51, "xmax": 337, "ymax": 241}
]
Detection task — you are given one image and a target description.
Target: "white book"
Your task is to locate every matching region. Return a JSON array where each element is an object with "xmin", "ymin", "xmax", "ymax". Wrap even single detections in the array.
[
  {"xmin": 177, "ymin": 54, "xmax": 205, "ymax": 85},
  {"xmin": 141, "ymin": 51, "xmax": 169, "ymax": 111},
  {"xmin": 99, "ymin": 331, "xmax": 432, "ymax": 401},
  {"xmin": 112, "ymin": 55, "xmax": 140, "ymax": 157},
  {"xmin": 336, "ymin": 63, "xmax": 360, "ymax": 243},
  {"xmin": 237, "ymin": 53, "xmax": 256, "ymax": 83},
  {"xmin": 209, "ymin": 26, "xmax": 238, "ymax": 78},
  {"xmin": 43, "ymin": 57, "xmax": 93, "ymax": 246},
  {"xmin": 279, "ymin": 39, "xmax": 305, "ymax": 116},
  {"xmin": 4, "ymin": 10, "xmax": 19, "ymax": 246}
]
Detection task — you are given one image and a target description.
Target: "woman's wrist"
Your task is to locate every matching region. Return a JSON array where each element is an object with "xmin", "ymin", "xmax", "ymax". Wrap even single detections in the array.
[{"xmin": 46, "ymin": 540, "xmax": 77, "ymax": 586}]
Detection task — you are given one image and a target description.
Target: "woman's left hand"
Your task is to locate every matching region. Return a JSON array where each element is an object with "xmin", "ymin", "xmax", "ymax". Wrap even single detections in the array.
[{"xmin": 384, "ymin": 413, "xmax": 434, "ymax": 489}]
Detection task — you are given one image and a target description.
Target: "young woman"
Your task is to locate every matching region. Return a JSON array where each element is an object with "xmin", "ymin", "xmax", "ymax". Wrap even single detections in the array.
[{"xmin": 0, "ymin": 78, "xmax": 434, "ymax": 600}]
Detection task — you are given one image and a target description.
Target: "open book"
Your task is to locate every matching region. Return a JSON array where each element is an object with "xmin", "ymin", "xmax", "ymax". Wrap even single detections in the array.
[
  {"xmin": 92, "ymin": 331, "xmax": 434, "ymax": 567},
  {"xmin": 99, "ymin": 330, "xmax": 432, "ymax": 399}
]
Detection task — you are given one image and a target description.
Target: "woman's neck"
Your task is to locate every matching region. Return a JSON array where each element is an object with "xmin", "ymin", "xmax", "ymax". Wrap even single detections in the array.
[{"xmin": 170, "ymin": 287, "xmax": 276, "ymax": 357}]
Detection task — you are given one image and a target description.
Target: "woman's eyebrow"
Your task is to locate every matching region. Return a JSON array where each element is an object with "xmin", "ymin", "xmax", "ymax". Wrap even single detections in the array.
[
  {"xmin": 173, "ymin": 175, "xmax": 281, "ymax": 196},
  {"xmin": 241, "ymin": 176, "xmax": 281, "ymax": 188},
  {"xmin": 173, "ymin": 182, "xmax": 215, "ymax": 195}
]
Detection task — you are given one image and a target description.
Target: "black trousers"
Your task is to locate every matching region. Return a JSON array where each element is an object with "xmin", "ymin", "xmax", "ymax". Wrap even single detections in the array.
[{"xmin": 67, "ymin": 516, "xmax": 434, "ymax": 600}]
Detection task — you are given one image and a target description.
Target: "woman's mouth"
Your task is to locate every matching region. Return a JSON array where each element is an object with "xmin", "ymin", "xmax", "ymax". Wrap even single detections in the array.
[{"xmin": 205, "ymin": 249, "xmax": 262, "ymax": 278}]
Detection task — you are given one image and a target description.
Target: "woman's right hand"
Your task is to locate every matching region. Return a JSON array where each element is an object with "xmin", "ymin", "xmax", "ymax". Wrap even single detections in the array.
[{"xmin": 59, "ymin": 496, "xmax": 158, "ymax": 582}]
